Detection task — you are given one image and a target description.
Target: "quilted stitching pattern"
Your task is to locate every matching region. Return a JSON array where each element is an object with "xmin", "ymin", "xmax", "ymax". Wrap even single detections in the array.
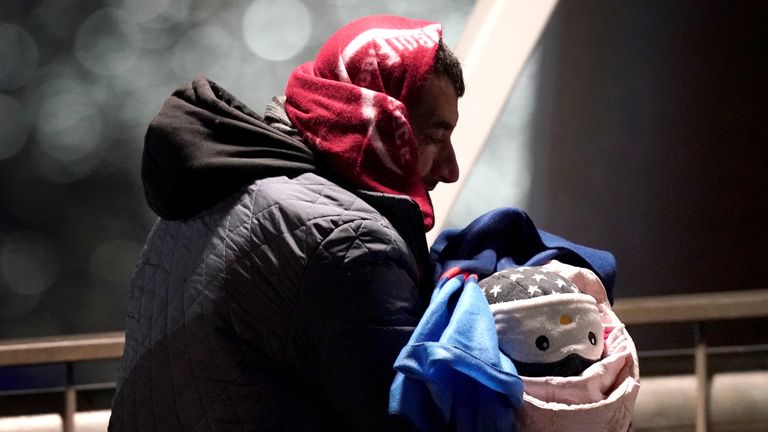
[{"xmin": 110, "ymin": 173, "xmax": 426, "ymax": 431}]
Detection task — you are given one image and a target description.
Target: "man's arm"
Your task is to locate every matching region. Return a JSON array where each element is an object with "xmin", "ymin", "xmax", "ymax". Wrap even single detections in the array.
[{"xmin": 289, "ymin": 218, "xmax": 424, "ymax": 431}]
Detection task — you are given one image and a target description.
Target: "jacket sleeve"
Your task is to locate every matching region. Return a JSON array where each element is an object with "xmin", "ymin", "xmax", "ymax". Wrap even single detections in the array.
[{"xmin": 289, "ymin": 218, "xmax": 424, "ymax": 431}]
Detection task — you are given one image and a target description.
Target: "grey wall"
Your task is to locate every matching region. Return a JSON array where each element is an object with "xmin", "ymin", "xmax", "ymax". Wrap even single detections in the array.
[
  {"xmin": 525, "ymin": 1, "xmax": 768, "ymax": 348},
  {"xmin": 527, "ymin": 1, "xmax": 767, "ymax": 298}
]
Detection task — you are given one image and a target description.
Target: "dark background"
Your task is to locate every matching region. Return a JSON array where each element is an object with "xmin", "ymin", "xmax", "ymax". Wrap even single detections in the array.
[{"xmin": 528, "ymin": 1, "xmax": 768, "ymax": 350}]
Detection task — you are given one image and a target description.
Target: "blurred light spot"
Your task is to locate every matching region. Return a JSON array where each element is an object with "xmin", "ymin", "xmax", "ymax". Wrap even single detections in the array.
[
  {"xmin": 185, "ymin": 2, "xmax": 225, "ymax": 23},
  {"xmin": 0, "ymin": 24, "xmax": 40, "ymax": 91},
  {"xmin": 88, "ymin": 239, "xmax": 142, "ymax": 284},
  {"xmin": 332, "ymin": 0, "xmax": 451, "ymax": 27},
  {"xmin": 323, "ymin": 0, "xmax": 361, "ymax": 4},
  {"xmin": 0, "ymin": 236, "xmax": 59, "ymax": 297},
  {"xmin": 74, "ymin": 8, "xmax": 140, "ymax": 75},
  {"xmin": 172, "ymin": 26, "xmax": 242, "ymax": 85},
  {"xmin": 0, "ymin": 292, "xmax": 42, "ymax": 319},
  {"xmin": 226, "ymin": 61, "xmax": 280, "ymax": 111},
  {"xmin": 383, "ymin": 0, "xmax": 442, "ymax": 15},
  {"xmin": 32, "ymin": 151, "xmax": 100, "ymax": 184},
  {"xmin": 118, "ymin": 0, "xmax": 174, "ymax": 23},
  {"xmin": 331, "ymin": 3, "xmax": 386, "ymax": 29},
  {"xmin": 33, "ymin": 62, "xmax": 110, "ymax": 107},
  {"xmin": 112, "ymin": 79, "xmax": 169, "ymax": 135},
  {"xmin": 28, "ymin": 63, "xmax": 110, "ymax": 177},
  {"xmin": 0, "ymin": 95, "xmax": 29, "ymax": 160},
  {"xmin": 243, "ymin": 0, "xmax": 312, "ymax": 62},
  {"xmin": 35, "ymin": 79, "xmax": 103, "ymax": 163},
  {"xmin": 134, "ymin": 0, "xmax": 192, "ymax": 29},
  {"xmin": 135, "ymin": 25, "xmax": 176, "ymax": 50},
  {"xmin": 32, "ymin": 0, "xmax": 84, "ymax": 40}
]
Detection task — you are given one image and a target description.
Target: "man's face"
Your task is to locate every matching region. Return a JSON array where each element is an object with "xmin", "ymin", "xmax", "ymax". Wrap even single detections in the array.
[{"xmin": 407, "ymin": 73, "xmax": 460, "ymax": 191}]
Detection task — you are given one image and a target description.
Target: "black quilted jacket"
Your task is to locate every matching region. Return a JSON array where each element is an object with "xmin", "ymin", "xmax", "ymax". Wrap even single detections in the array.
[{"xmin": 109, "ymin": 79, "xmax": 432, "ymax": 431}]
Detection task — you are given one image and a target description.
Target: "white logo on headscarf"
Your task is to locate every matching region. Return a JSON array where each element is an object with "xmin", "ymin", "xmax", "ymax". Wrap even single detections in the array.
[
  {"xmin": 361, "ymin": 88, "xmax": 409, "ymax": 176},
  {"xmin": 336, "ymin": 24, "xmax": 441, "ymax": 81}
]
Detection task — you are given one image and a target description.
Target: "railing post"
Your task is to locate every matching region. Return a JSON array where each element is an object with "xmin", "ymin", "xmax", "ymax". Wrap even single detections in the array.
[
  {"xmin": 63, "ymin": 362, "xmax": 76, "ymax": 432},
  {"xmin": 694, "ymin": 323, "xmax": 709, "ymax": 432}
]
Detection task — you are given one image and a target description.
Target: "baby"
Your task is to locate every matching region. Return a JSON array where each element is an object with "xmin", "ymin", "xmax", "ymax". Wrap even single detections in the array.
[{"xmin": 390, "ymin": 207, "xmax": 639, "ymax": 431}]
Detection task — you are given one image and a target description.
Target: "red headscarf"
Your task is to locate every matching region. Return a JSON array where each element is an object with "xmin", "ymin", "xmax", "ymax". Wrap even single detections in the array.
[{"xmin": 284, "ymin": 15, "xmax": 442, "ymax": 230}]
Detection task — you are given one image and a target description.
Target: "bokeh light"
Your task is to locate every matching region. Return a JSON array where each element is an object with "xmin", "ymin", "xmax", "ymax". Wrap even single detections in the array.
[
  {"xmin": 74, "ymin": 8, "xmax": 140, "ymax": 75},
  {"xmin": 131, "ymin": 0, "xmax": 192, "ymax": 29},
  {"xmin": 172, "ymin": 26, "xmax": 242, "ymax": 85},
  {"xmin": 34, "ymin": 77, "xmax": 104, "ymax": 164},
  {"xmin": 183, "ymin": 1, "xmax": 222, "ymax": 24},
  {"xmin": 133, "ymin": 24, "xmax": 178, "ymax": 50},
  {"xmin": 0, "ymin": 23, "xmax": 39, "ymax": 91},
  {"xmin": 323, "ymin": 0, "xmax": 361, "ymax": 5},
  {"xmin": 110, "ymin": 74, "xmax": 171, "ymax": 141},
  {"xmin": 0, "ymin": 95, "xmax": 29, "ymax": 160},
  {"xmin": 335, "ymin": 0, "xmax": 456, "ymax": 30},
  {"xmin": 88, "ymin": 239, "xmax": 143, "ymax": 285},
  {"xmin": 0, "ymin": 292, "xmax": 42, "ymax": 320},
  {"xmin": 32, "ymin": 152, "xmax": 101, "ymax": 184},
  {"xmin": 117, "ymin": 0, "xmax": 175, "ymax": 24},
  {"xmin": 243, "ymin": 0, "xmax": 312, "ymax": 62},
  {"xmin": 0, "ymin": 235, "xmax": 59, "ymax": 297},
  {"xmin": 31, "ymin": 0, "xmax": 87, "ymax": 40}
]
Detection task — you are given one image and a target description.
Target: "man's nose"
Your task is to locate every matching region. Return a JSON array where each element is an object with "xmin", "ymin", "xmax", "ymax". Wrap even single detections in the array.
[{"xmin": 433, "ymin": 144, "xmax": 459, "ymax": 184}]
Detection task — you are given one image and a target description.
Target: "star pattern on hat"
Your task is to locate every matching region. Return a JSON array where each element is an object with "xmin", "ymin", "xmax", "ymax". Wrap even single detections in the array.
[{"xmin": 478, "ymin": 267, "xmax": 582, "ymax": 305}]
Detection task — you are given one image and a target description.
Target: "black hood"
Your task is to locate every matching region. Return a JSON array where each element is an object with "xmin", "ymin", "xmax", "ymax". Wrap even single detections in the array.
[{"xmin": 142, "ymin": 76, "xmax": 316, "ymax": 220}]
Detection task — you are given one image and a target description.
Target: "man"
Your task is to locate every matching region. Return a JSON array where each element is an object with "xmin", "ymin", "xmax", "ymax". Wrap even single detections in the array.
[{"xmin": 109, "ymin": 15, "xmax": 464, "ymax": 431}]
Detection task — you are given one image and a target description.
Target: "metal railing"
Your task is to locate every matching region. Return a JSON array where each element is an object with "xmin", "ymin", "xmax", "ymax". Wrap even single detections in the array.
[
  {"xmin": 0, "ymin": 332, "xmax": 124, "ymax": 432},
  {"xmin": 613, "ymin": 289, "xmax": 768, "ymax": 432},
  {"xmin": 0, "ymin": 289, "xmax": 767, "ymax": 432}
]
